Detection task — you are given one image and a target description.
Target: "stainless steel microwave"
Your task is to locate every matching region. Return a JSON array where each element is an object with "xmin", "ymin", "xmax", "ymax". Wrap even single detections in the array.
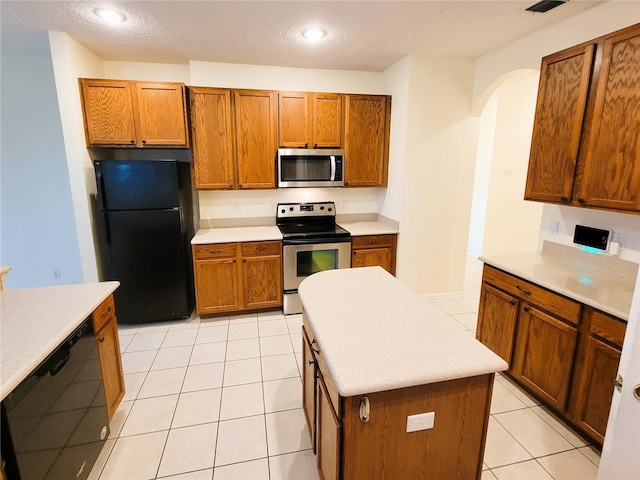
[{"xmin": 277, "ymin": 148, "xmax": 345, "ymax": 188}]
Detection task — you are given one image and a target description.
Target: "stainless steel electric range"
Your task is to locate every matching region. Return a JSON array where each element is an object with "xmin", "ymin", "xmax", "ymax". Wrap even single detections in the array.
[{"xmin": 276, "ymin": 202, "xmax": 351, "ymax": 314}]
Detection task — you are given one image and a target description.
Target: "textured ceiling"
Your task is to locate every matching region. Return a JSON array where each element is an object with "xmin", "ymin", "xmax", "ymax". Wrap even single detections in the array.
[{"xmin": 1, "ymin": 1, "xmax": 604, "ymax": 71}]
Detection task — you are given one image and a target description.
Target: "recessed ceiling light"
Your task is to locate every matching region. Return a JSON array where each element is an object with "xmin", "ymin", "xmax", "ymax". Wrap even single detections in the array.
[
  {"xmin": 94, "ymin": 7, "xmax": 127, "ymax": 24},
  {"xmin": 302, "ymin": 28, "xmax": 327, "ymax": 42}
]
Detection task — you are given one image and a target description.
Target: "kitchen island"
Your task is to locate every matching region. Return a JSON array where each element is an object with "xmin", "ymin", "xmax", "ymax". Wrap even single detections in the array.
[{"xmin": 298, "ymin": 267, "xmax": 507, "ymax": 480}]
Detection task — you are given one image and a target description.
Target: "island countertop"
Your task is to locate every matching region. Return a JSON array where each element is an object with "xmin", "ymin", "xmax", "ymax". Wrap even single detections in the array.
[
  {"xmin": 0, "ymin": 282, "xmax": 119, "ymax": 400},
  {"xmin": 298, "ymin": 267, "xmax": 507, "ymax": 397}
]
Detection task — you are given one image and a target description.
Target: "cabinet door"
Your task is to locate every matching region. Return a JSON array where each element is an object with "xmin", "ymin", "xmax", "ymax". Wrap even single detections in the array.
[
  {"xmin": 574, "ymin": 26, "xmax": 640, "ymax": 212},
  {"xmin": 241, "ymin": 255, "xmax": 282, "ymax": 309},
  {"xmin": 95, "ymin": 316, "xmax": 125, "ymax": 420},
  {"xmin": 302, "ymin": 329, "xmax": 317, "ymax": 453},
  {"xmin": 80, "ymin": 79, "xmax": 137, "ymax": 146},
  {"xmin": 278, "ymin": 92, "xmax": 311, "ymax": 148},
  {"xmin": 313, "ymin": 93, "xmax": 343, "ymax": 148},
  {"xmin": 344, "ymin": 95, "xmax": 390, "ymax": 187},
  {"xmin": 317, "ymin": 374, "xmax": 341, "ymax": 480},
  {"xmin": 477, "ymin": 284, "xmax": 519, "ymax": 365},
  {"xmin": 572, "ymin": 336, "xmax": 621, "ymax": 444},
  {"xmin": 524, "ymin": 44, "xmax": 595, "ymax": 204},
  {"xmin": 135, "ymin": 82, "xmax": 188, "ymax": 146},
  {"xmin": 512, "ymin": 305, "xmax": 578, "ymax": 411},
  {"xmin": 234, "ymin": 90, "xmax": 277, "ymax": 189},
  {"xmin": 194, "ymin": 258, "xmax": 240, "ymax": 315},
  {"xmin": 352, "ymin": 247, "xmax": 392, "ymax": 273},
  {"xmin": 189, "ymin": 87, "xmax": 235, "ymax": 189}
]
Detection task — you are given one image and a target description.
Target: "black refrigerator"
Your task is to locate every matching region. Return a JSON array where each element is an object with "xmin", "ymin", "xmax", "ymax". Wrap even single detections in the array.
[{"xmin": 94, "ymin": 159, "xmax": 195, "ymax": 324}]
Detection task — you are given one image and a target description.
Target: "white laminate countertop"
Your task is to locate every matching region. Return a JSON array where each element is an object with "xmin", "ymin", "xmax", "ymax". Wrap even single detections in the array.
[
  {"xmin": 298, "ymin": 267, "xmax": 507, "ymax": 397},
  {"xmin": 480, "ymin": 248, "xmax": 637, "ymax": 321},
  {"xmin": 0, "ymin": 282, "xmax": 119, "ymax": 400},
  {"xmin": 338, "ymin": 221, "xmax": 399, "ymax": 236},
  {"xmin": 191, "ymin": 226, "xmax": 283, "ymax": 244}
]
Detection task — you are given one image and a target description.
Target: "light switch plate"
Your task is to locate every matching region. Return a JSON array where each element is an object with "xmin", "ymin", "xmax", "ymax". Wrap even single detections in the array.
[{"xmin": 406, "ymin": 412, "xmax": 435, "ymax": 432}]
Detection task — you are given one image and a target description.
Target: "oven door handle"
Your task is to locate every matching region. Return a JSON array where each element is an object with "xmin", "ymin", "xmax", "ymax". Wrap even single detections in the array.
[{"xmin": 330, "ymin": 156, "xmax": 336, "ymax": 181}]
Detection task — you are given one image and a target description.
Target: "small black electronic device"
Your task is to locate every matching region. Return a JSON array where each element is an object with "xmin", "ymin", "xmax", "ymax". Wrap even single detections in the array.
[{"xmin": 573, "ymin": 225, "xmax": 611, "ymax": 251}]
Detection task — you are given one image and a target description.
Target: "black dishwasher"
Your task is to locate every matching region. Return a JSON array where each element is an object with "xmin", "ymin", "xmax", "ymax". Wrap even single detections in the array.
[{"xmin": 1, "ymin": 317, "xmax": 110, "ymax": 480}]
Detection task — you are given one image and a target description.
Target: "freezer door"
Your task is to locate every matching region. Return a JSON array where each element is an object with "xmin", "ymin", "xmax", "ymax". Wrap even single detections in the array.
[
  {"xmin": 104, "ymin": 209, "xmax": 190, "ymax": 323},
  {"xmin": 96, "ymin": 159, "xmax": 180, "ymax": 211}
]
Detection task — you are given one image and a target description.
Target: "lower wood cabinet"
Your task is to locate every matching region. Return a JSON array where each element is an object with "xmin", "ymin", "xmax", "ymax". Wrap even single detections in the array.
[
  {"xmin": 477, "ymin": 265, "xmax": 626, "ymax": 446},
  {"xmin": 193, "ymin": 241, "xmax": 282, "ymax": 315},
  {"xmin": 91, "ymin": 294, "xmax": 125, "ymax": 421},
  {"xmin": 351, "ymin": 234, "xmax": 397, "ymax": 275}
]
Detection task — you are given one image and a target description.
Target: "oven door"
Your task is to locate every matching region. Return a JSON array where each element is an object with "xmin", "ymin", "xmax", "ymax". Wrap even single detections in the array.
[{"xmin": 283, "ymin": 241, "xmax": 351, "ymax": 291}]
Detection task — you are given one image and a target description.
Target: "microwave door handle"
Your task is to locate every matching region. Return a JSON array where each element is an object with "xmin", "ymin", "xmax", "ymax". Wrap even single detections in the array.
[{"xmin": 330, "ymin": 156, "xmax": 336, "ymax": 181}]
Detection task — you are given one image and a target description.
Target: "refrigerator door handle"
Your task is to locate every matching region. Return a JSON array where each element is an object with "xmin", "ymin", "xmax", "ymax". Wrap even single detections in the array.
[
  {"xmin": 95, "ymin": 163, "xmax": 106, "ymax": 212},
  {"xmin": 100, "ymin": 211, "xmax": 111, "ymax": 246}
]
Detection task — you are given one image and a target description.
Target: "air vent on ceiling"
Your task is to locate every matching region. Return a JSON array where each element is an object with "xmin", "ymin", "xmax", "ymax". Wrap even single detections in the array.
[{"xmin": 525, "ymin": 0, "xmax": 567, "ymax": 13}]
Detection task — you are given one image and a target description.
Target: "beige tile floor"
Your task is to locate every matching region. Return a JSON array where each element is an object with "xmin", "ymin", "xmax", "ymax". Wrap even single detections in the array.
[{"xmin": 90, "ymin": 253, "xmax": 601, "ymax": 479}]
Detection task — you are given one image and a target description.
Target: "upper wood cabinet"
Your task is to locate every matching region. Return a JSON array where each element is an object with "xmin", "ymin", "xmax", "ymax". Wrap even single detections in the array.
[
  {"xmin": 525, "ymin": 23, "xmax": 640, "ymax": 214},
  {"xmin": 79, "ymin": 78, "xmax": 189, "ymax": 148},
  {"xmin": 278, "ymin": 92, "xmax": 343, "ymax": 148},
  {"xmin": 344, "ymin": 94, "xmax": 391, "ymax": 187}
]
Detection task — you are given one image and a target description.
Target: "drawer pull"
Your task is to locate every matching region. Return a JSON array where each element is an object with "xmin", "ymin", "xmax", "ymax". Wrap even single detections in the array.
[
  {"xmin": 308, "ymin": 359, "xmax": 315, "ymax": 366},
  {"xmin": 634, "ymin": 384, "xmax": 640, "ymax": 402},
  {"xmin": 367, "ymin": 240, "xmax": 376, "ymax": 244},
  {"xmin": 359, "ymin": 396, "xmax": 370, "ymax": 422},
  {"xmin": 256, "ymin": 246, "xmax": 267, "ymax": 251},
  {"xmin": 311, "ymin": 340, "xmax": 320, "ymax": 354},
  {"xmin": 208, "ymin": 249, "xmax": 222, "ymax": 254},
  {"xmin": 509, "ymin": 300, "xmax": 516, "ymax": 306},
  {"xmin": 523, "ymin": 306, "xmax": 530, "ymax": 312},
  {"xmin": 516, "ymin": 285, "xmax": 532, "ymax": 296}
]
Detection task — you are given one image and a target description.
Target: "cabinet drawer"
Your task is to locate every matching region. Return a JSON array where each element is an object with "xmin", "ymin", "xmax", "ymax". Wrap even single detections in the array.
[
  {"xmin": 240, "ymin": 241, "xmax": 281, "ymax": 257},
  {"xmin": 92, "ymin": 294, "xmax": 116, "ymax": 332},
  {"xmin": 193, "ymin": 243, "xmax": 237, "ymax": 259},
  {"xmin": 483, "ymin": 266, "xmax": 581, "ymax": 325},
  {"xmin": 352, "ymin": 234, "xmax": 395, "ymax": 249},
  {"xmin": 589, "ymin": 309, "xmax": 626, "ymax": 348}
]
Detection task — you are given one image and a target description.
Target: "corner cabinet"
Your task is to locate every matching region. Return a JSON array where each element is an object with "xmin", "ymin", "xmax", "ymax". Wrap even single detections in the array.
[
  {"xmin": 278, "ymin": 92, "xmax": 343, "ymax": 148},
  {"xmin": 477, "ymin": 265, "xmax": 626, "ymax": 445},
  {"xmin": 91, "ymin": 294, "xmax": 125, "ymax": 421},
  {"xmin": 350, "ymin": 234, "xmax": 397, "ymax": 275},
  {"xmin": 344, "ymin": 95, "xmax": 392, "ymax": 187},
  {"xmin": 192, "ymin": 241, "xmax": 282, "ymax": 316},
  {"xmin": 79, "ymin": 78, "xmax": 189, "ymax": 148},
  {"xmin": 524, "ymin": 23, "xmax": 640, "ymax": 214}
]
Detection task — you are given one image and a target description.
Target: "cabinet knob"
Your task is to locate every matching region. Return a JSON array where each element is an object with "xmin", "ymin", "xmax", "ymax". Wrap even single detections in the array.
[
  {"xmin": 578, "ymin": 198, "xmax": 585, "ymax": 204},
  {"xmin": 313, "ymin": 143, "xmax": 318, "ymax": 148},
  {"xmin": 130, "ymin": 139, "xmax": 135, "ymax": 144},
  {"xmin": 510, "ymin": 300, "xmax": 516, "ymax": 306},
  {"xmin": 232, "ymin": 259, "xmax": 236, "ymax": 263},
  {"xmin": 353, "ymin": 251, "xmax": 357, "ymax": 255},
  {"xmin": 98, "ymin": 336, "xmax": 105, "ymax": 343},
  {"xmin": 243, "ymin": 259, "xmax": 247, "ymax": 263},
  {"xmin": 523, "ymin": 306, "xmax": 530, "ymax": 312},
  {"xmin": 561, "ymin": 196, "xmax": 568, "ymax": 202},
  {"xmin": 142, "ymin": 140, "xmax": 146, "ymax": 144},
  {"xmin": 304, "ymin": 143, "xmax": 309, "ymax": 148},
  {"xmin": 228, "ymin": 184, "xmax": 233, "ymax": 188}
]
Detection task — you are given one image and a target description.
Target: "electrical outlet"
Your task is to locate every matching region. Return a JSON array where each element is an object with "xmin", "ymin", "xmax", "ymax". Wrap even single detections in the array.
[
  {"xmin": 406, "ymin": 412, "xmax": 435, "ymax": 433},
  {"xmin": 612, "ymin": 232, "xmax": 640, "ymax": 249},
  {"xmin": 233, "ymin": 203, "xmax": 240, "ymax": 213},
  {"xmin": 52, "ymin": 269, "xmax": 61, "ymax": 279},
  {"xmin": 549, "ymin": 219, "xmax": 560, "ymax": 235}
]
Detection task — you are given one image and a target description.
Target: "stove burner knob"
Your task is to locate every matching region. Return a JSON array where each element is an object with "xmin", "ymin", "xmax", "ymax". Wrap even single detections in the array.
[
  {"xmin": 289, "ymin": 207, "xmax": 294, "ymax": 211},
  {"xmin": 328, "ymin": 207, "xmax": 333, "ymax": 212},
  {"xmin": 320, "ymin": 206, "xmax": 325, "ymax": 210},
  {"xmin": 281, "ymin": 209, "xmax": 285, "ymax": 214}
]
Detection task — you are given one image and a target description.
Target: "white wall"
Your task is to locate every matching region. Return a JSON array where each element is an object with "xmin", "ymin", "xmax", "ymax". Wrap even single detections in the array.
[{"xmin": 0, "ymin": 31, "xmax": 83, "ymax": 288}]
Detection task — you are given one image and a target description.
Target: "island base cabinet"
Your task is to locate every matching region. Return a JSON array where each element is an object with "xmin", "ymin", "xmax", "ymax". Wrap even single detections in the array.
[{"xmin": 318, "ymin": 375, "xmax": 342, "ymax": 480}]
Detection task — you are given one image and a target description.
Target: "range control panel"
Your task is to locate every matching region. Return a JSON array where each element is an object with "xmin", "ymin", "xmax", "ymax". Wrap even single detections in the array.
[{"xmin": 276, "ymin": 202, "xmax": 336, "ymax": 219}]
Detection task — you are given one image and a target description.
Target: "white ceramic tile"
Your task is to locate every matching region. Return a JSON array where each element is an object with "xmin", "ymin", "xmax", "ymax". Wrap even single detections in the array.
[
  {"xmin": 490, "ymin": 380, "xmax": 528, "ymax": 414},
  {"xmin": 226, "ymin": 338, "xmax": 261, "ymax": 361},
  {"xmin": 261, "ymin": 353, "xmax": 300, "ymax": 381},
  {"xmin": 228, "ymin": 313, "xmax": 258, "ymax": 324},
  {"xmin": 258, "ymin": 319, "xmax": 289, "ymax": 337},
  {"xmin": 121, "ymin": 350, "xmax": 157, "ymax": 374},
  {"xmin": 212, "ymin": 458, "xmax": 269, "ymax": 480},
  {"xmin": 182, "ymin": 363, "xmax": 225, "ymax": 392},
  {"xmin": 285, "ymin": 315, "xmax": 303, "ymax": 334},
  {"xmin": 118, "ymin": 334, "xmax": 134, "ymax": 352},
  {"xmin": 260, "ymin": 335, "xmax": 294, "ymax": 356},
  {"xmin": 119, "ymin": 394, "xmax": 178, "ymax": 437},
  {"xmin": 578, "ymin": 445, "xmax": 601, "ymax": 467},
  {"xmin": 168, "ymin": 317, "xmax": 202, "ymax": 330},
  {"xmin": 228, "ymin": 322, "xmax": 259, "ymax": 340},
  {"xmin": 465, "ymin": 277, "xmax": 482, "ymax": 288},
  {"xmin": 483, "ymin": 417, "xmax": 532, "ymax": 469},
  {"xmin": 269, "ymin": 450, "xmax": 319, "ymax": 480},
  {"xmin": 162, "ymin": 329, "xmax": 198, "ymax": 348},
  {"xmin": 265, "ymin": 408, "xmax": 311, "ymax": 456},
  {"xmin": 151, "ymin": 345, "xmax": 193, "ymax": 371},
  {"xmin": 530, "ymin": 406, "xmax": 588, "ymax": 448},
  {"xmin": 196, "ymin": 325, "xmax": 229, "ymax": 344},
  {"xmin": 121, "ymin": 372, "xmax": 147, "ymax": 401},
  {"xmin": 452, "ymin": 312, "xmax": 478, "ymax": 330},
  {"xmin": 537, "ymin": 449, "xmax": 599, "ymax": 480},
  {"xmin": 492, "ymin": 460, "xmax": 553, "ymax": 479},
  {"xmin": 294, "ymin": 352, "xmax": 303, "ymax": 376},
  {"xmin": 219, "ymin": 382, "xmax": 265, "ymax": 420},
  {"xmin": 172, "ymin": 388, "xmax": 222, "ymax": 428},
  {"xmin": 214, "ymin": 415, "xmax": 267, "ymax": 467},
  {"xmin": 158, "ymin": 468, "xmax": 213, "ymax": 479},
  {"xmin": 459, "ymin": 297, "xmax": 480, "ymax": 313},
  {"xmin": 100, "ymin": 430, "xmax": 168, "ymax": 479},
  {"xmin": 136, "ymin": 322, "xmax": 172, "ymax": 333},
  {"xmin": 481, "ymin": 470, "xmax": 498, "ymax": 480},
  {"xmin": 108, "ymin": 400, "xmax": 133, "ymax": 439},
  {"xmin": 117, "ymin": 324, "xmax": 139, "ymax": 335},
  {"xmin": 199, "ymin": 316, "xmax": 230, "ymax": 327},
  {"xmin": 157, "ymin": 422, "xmax": 218, "ymax": 477},
  {"xmin": 258, "ymin": 311, "xmax": 285, "ymax": 321},
  {"xmin": 190, "ymin": 342, "xmax": 227, "ymax": 365},
  {"xmin": 138, "ymin": 367, "xmax": 187, "ymax": 399},
  {"xmin": 125, "ymin": 332, "xmax": 166, "ymax": 352},
  {"xmin": 223, "ymin": 358, "xmax": 262, "ymax": 387},
  {"xmin": 263, "ymin": 377, "xmax": 302, "ymax": 413},
  {"xmin": 495, "ymin": 375, "xmax": 540, "ymax": 407},
  {"xmin": 88, "ymin": 438, "xmax": 115, "ymax": 480},
  {"xmin": 494, "ymin": 409, "xmax": 574, "ymax": 458},
  {"xmin": 290, "ymin": 333, "xmax": 303, "ymax": 353},
  {"xmin": 434, "ymin": 300, "xmax": 471, "ymax": 315}
]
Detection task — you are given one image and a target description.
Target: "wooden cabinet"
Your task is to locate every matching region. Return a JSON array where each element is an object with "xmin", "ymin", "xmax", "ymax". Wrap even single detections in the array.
[
  {"xmin": 80, "ymin": 78, "xmax": 188, "ymax": 148},
  {"xmin": 477, "ymin": 265, "xmax": 626, "ymax": 445},
  {"xmin": 525, "ymin": 23, "xmax": 640, "ymax": 214},
  {"xmin": 343, "ymin": 95, "xmax": 392, "ymax": 187},
  {"xmin": 350, "ymin": 234, "xmax": 397, "ymax": 275},
  {"xmin": 193, "ymin": 241, "xmax": 282, "ymax": 315},
  {"xmin": 278, "ymin": 92, "xmax": 343, "ymax": 148},
  {"xmin": 91, "ymin": 295, "xmax": 125, "ymax": 420}
]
